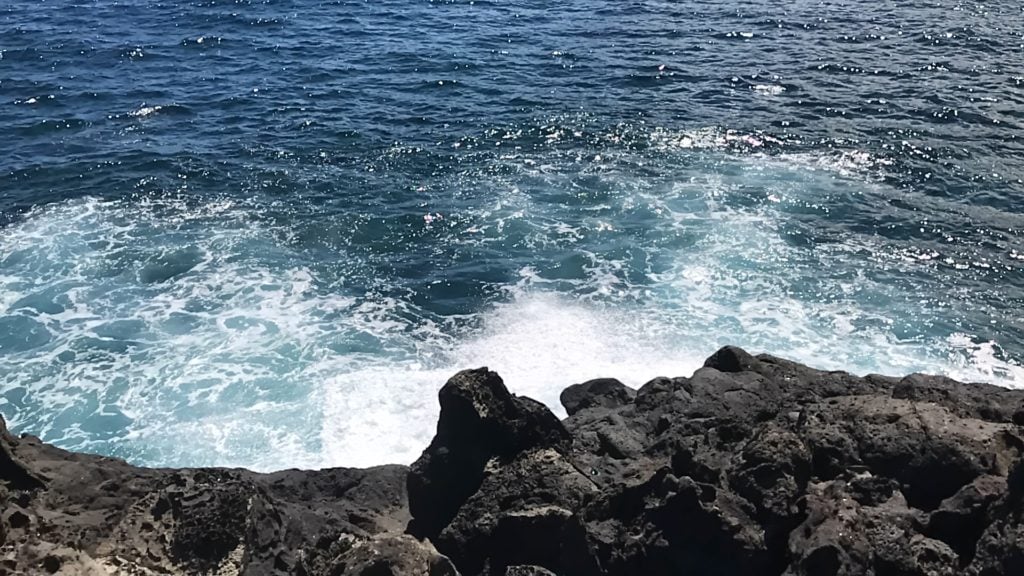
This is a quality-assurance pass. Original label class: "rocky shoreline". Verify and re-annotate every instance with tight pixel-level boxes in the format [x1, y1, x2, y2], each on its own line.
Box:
[3, 346, 1023, 575]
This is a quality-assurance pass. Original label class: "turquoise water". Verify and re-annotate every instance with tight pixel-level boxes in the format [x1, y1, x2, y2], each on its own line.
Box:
[1, 0, 1022, 470]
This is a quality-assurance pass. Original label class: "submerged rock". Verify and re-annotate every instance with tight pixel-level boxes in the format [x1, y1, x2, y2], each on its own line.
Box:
[2, 347, 1023, 575]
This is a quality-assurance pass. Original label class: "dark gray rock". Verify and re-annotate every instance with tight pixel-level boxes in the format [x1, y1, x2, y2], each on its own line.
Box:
[926, 475, 1006, 563]
[0, 414, 46, 491]
[406, 347, 1024, 576]
[407, 368, 572, 541]
[436, 448, 596, 574]
[504, 566, 557, 576]
[703, 345, 764, 373]
[784, 478, 958, 576]
[0, 426, 410, 575]
[560, 378, 635, 416]
[322, 534, 459, 576]
[3, 345, 1023, 576]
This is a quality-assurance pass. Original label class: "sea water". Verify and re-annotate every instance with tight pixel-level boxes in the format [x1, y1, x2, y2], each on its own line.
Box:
[1, 0, 1022, 470]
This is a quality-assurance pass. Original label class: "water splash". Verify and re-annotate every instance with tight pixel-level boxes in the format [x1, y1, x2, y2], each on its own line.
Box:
[1, 144, 1021, 470]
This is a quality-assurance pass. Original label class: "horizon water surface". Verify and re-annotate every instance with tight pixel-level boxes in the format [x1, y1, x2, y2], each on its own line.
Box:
[2, 0, 1023, 470]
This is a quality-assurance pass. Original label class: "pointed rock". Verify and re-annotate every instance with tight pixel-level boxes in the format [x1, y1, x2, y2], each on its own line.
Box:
[407, 368, 570, 540]
[0, 414, 47, 491]
[704, 346, 763, 373]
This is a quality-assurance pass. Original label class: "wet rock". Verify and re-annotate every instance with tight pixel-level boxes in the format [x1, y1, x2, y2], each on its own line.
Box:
[892, 374, 1024, 423]
[968, 499, 1024, 576]
[407, 368, 571, 540]
[0, 414, 47, 491]
[404, 346, 1024, 576]
[3, 346, 1024, 576]
[703, 345, 764, 373]
[561, 378, 635, 416]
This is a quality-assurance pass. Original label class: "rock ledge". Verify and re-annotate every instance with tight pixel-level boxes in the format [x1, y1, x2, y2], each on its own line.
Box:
[3, 347, 1023, 575]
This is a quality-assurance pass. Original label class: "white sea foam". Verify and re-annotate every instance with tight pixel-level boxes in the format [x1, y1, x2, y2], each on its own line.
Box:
[0, 198, 352, 469]
[2, 146, 1022, 471]
[129, 105, 163, 118]
[319, 150, 1024, 467]
[318, 291, 702, 468]
[753, 84, 785, 96]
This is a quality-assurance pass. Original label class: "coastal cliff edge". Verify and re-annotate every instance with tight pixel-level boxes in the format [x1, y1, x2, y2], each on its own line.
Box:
[3, 346, 1023, 575]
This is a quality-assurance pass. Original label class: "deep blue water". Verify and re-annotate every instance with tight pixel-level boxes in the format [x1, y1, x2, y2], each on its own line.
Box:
[1, 0, 1023, 470]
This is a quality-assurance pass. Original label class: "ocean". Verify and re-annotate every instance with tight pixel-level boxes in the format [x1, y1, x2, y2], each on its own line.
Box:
[1, 0, 1022, 470]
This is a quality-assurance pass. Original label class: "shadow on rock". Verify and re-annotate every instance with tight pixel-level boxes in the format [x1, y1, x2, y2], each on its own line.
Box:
[3, 347, 1023, 576]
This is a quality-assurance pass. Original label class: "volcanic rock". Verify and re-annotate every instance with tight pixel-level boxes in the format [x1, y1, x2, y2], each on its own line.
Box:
[2, 347, 1023, 575]
[405, 348, 1024, 576]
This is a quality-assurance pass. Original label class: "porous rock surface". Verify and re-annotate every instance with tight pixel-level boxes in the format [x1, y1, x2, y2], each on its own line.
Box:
[0, 416, 421, 575]
[4, 346, 1024, 575]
